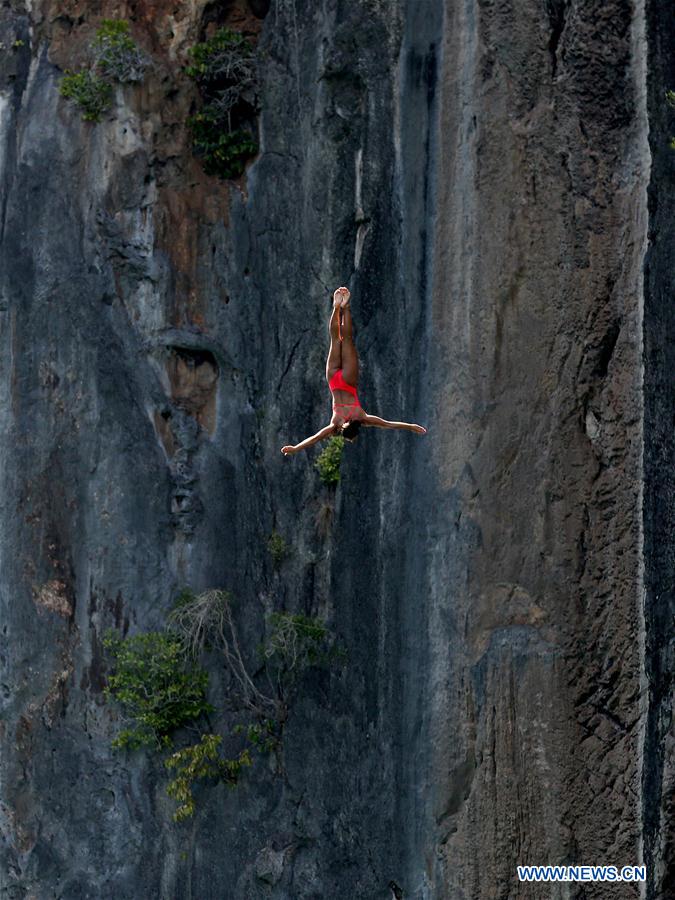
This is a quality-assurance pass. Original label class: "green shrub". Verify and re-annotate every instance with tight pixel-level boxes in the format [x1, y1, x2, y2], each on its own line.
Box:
[59, 70, 113, 122]
[59, 19, 146, 122]
[185, 27, 259, 178]
[103, 630, 214, 750]
[315, 436, 344, 485]
[185, 28, 256, 94]
[165, 733, 252, 822]
[103, 590, 342, 823]
[261, 612, 344, 713]
[92, 19, 147, 83]
[264, 612, 328, 671]
[234, 719, 278, 753]
[267, 530, 289, 566]
[188, 110, 257, 178]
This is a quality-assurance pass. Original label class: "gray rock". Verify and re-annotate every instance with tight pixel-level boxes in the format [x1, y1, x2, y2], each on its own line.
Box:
[255, 846, 286, 885]
[0, 1, 671, 899]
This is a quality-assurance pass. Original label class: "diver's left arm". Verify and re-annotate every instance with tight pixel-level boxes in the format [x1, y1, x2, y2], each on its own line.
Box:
[362, 414, 427, 434]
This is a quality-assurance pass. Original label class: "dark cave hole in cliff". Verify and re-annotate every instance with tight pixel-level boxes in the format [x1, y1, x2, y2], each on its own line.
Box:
[249, 0, 271, 17]
[200, 0, 236, 35]
[171, 347, 217, 369]
[545, 0, 569, 76]
[594, 320, 621, 379]
[201, 0, 269, 39]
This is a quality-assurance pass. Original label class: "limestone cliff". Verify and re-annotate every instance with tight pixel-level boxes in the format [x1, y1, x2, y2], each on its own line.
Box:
[0, 0, 672, 898]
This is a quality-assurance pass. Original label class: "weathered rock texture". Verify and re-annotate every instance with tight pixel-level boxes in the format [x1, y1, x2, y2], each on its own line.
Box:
[0, 0, 671, 898]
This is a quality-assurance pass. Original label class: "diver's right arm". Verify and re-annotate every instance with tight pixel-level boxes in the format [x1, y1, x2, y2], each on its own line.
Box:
[281, 425, 336, 455]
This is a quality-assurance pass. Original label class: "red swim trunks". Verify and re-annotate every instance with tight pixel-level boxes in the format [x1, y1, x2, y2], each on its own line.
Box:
[329, 369, 361, 418]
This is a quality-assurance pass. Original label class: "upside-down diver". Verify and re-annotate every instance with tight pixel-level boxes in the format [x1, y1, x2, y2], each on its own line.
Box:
[281, 286, 427, 456]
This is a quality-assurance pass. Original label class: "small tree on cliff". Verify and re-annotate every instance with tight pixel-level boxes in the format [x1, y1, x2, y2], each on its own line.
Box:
[103, 589, 342, 822]
[59, 19, 148, 122]
[185, 28, 260, 178]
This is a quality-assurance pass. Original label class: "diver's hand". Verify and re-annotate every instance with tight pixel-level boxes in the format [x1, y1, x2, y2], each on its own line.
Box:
[281, 445, 297, 456]
[411, 425, 427, 434]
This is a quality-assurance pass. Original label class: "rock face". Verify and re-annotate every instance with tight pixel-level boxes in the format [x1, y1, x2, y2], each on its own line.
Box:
[0, 0, 671, 898]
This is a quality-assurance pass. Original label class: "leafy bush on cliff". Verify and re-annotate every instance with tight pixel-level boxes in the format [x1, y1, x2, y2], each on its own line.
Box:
[267, 530, 290, 566]
[102, 630, 213, 749]
[264, 612, 346, 683]
[59, 19, 146, 122]
[92, 19, 148, 84]
[103, 589, 341, 821]
[165, 733, 252, 822]
[189, 109, 258, 178]
[264, 612, 328, 671]
[185, 28, 257, 124]
[59, 71, 113, 122]
[185, 27, 259, 178]
[315, 436, 345, 485]
[234, 718, 278, 753]
[169, 590, 337, 721]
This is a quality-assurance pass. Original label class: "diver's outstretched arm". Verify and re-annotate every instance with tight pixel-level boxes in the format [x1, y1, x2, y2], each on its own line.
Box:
[362, 414, 427, 434]
[281, 424, 336, 455]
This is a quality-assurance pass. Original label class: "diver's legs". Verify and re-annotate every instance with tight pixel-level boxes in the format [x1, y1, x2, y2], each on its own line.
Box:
[340, 304, 359, 387]
[325, 303, 342, 382]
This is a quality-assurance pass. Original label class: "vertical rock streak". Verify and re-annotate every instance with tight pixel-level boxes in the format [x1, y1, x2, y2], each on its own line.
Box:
[0, 0, 670, 898]
[643, 1, 675, 898]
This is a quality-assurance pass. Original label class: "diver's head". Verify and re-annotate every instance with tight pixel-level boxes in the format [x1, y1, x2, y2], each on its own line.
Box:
[340, 420, 361, 442]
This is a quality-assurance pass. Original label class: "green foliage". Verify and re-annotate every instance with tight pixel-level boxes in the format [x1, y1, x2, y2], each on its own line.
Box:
[170, 586, 201, 613]
[315, 436, 345, 485]
[185, 28, 255, 86]
[92, 19, 147, 84]
[267, 530, 289, 566]
[13, 39, 25, 49]
[95, 19, 133, 42]
[59, 19, 146, 122]
[103, 630, 214, 750]
[264, 612, 329, 671]
[103, 588, 342, 823]
[188, 110, 257, 178]
[59, 70, 112, 122]
[165, 733, 252, 822]
[169, 587, 277, 719]
[234, 718, 278, 753]
[185, 27, 259, 178]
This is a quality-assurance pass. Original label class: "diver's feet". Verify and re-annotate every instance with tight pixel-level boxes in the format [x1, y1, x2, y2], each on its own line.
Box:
[333, 286, 350, 308]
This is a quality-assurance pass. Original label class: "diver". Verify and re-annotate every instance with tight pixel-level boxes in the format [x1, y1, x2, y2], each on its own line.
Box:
[281, 286, 427, 456]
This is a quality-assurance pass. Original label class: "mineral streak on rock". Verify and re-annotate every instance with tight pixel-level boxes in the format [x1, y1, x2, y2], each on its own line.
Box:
[0, 0, 671, 898]
[31, 579, 73, 618]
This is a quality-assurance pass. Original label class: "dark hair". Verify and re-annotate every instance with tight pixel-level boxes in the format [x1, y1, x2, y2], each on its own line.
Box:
[341, 420, 361, 440]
